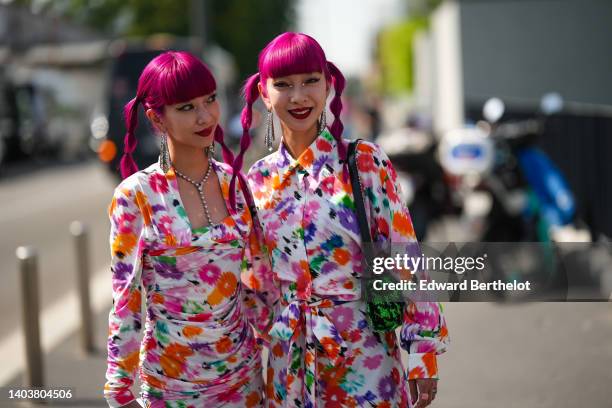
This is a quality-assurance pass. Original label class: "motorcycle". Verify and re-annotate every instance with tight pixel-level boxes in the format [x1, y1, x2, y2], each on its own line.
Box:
[438, 95, 600, 299]
[378, 120, 458, 241]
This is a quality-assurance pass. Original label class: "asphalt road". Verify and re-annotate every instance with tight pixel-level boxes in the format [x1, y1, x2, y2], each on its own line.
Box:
[0, 159, 117, 340]
[1, 158, 611, 407]
[4, 301, 611, 407]
[430, 302, 612, 408]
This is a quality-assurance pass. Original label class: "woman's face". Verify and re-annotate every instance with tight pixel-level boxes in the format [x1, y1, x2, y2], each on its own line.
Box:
[147, 91, 219, 150]
[260, 72, 329, 136]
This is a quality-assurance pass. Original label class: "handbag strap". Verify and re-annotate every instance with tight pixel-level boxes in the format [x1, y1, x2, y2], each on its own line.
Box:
[347, 140, 373, 246]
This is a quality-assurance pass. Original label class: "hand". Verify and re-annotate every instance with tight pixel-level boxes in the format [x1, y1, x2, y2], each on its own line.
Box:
[408, 378, 438, 408]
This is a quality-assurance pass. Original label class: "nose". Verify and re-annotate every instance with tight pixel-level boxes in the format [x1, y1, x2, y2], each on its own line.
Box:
[289, 85, 308, 104]
[196, 104, 213, 125]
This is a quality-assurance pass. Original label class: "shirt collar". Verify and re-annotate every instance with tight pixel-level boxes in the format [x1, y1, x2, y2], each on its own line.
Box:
[275, 129, 338, 184]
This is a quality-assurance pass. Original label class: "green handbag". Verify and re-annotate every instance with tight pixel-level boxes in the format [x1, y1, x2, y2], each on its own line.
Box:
[347, 140, 404, 332]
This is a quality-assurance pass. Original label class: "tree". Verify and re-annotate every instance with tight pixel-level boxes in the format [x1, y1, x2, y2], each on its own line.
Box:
[14, 0, 296, 79]
[405, 0, 443, 17]
[378, 16, 429, 95]
[210, 0, 295, 79]
[376, 0, 443, 95]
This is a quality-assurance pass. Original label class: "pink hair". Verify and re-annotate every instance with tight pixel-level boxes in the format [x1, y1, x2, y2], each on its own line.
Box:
[230, 32, 347, 208]
[120, 51, 234, 179]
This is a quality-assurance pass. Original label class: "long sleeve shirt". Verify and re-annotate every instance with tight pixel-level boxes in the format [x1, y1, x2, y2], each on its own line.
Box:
[247, 130, 449, 407]
[104, 160, 273, 407]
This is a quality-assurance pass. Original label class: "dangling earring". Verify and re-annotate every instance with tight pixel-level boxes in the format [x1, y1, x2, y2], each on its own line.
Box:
[206, 142, 215, 156]
[159, 133, 171, 173]
[317, 109, 327, 135]
[265, 109, 275, 152]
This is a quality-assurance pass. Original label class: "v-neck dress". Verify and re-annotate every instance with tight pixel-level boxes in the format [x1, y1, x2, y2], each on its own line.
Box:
[104, 160, 274, 408]
[247, 130, 450, 407]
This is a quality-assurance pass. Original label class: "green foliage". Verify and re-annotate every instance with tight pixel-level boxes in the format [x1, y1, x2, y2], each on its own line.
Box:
[14, 0, 191, 35]
[17, 0, 296, 79]
[405, 0, 443, 17]
[123, 0, 192, 37]
[378, 16, 428, 95]
[210, 0, 296, 79]
[375, 0, 442, 95]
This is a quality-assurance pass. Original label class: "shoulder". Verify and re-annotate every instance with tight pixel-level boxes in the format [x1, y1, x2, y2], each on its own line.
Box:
[352, 139, 389, 160]
[113, 171, 145, 198]
[351, 139, 394, 173]
[115, 162, 160, 191]
[246, 152, 277, 184]
[212, 159, 243, 201]
[212, 159, 234, 176]
[212, 159, 236, 190]
[110, 164, 158, 208]
[245, 153, 280, 208]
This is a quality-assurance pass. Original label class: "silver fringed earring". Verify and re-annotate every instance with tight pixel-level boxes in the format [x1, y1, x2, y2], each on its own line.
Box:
[159, 133, 171, 172]
[265, 109, 275, 152]
[317, 109, 327, 135]
[206, 142, 215, 156]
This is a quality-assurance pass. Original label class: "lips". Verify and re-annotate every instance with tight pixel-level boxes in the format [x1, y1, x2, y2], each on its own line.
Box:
[195, 126, 214, 137]
[288, 107, 313, 120]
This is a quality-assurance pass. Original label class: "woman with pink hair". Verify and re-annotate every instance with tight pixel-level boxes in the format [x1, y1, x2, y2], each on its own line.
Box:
[232, 33, 450, 407]
[104, 51, 274, 408]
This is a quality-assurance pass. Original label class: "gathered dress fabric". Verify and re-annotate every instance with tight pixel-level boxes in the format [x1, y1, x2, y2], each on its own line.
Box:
[104, 160, 274, 408]
[247, 130, 450, 408]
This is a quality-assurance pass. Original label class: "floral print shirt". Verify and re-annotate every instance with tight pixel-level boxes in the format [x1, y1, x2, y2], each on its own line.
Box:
[247, 130, 449, 407]
[104, 160, 274, 408]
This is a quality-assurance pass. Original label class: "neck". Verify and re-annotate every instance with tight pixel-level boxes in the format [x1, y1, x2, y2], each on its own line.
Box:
[281, 123, 318, 159]
[169, 142, 210, 179]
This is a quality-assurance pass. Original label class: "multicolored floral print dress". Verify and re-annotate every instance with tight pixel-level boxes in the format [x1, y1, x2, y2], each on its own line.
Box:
[104, 159, 275, 408]
[247, 130, 450, 408]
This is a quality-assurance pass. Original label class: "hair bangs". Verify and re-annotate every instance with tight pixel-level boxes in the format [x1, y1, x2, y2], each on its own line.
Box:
[259, 33, 328, 82]
[155, 52, 217, 106]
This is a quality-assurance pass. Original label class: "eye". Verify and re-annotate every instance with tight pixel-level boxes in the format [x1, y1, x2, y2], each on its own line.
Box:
[305, 77, 320, 85]
[273, 81, 289, 88]
[177, 103, 194, 111]
[207, 93, 217, 103]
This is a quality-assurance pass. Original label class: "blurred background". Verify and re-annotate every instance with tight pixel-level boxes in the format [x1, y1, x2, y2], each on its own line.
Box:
[1, 0, 611, 407]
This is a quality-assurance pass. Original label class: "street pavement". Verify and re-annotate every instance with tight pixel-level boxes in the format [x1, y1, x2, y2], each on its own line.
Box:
[0, 160, 116, 340]
[4, 301, 611, 407]
[1, 159, 611, 407]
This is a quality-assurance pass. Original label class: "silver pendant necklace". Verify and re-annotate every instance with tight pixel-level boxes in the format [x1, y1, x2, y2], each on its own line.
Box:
[174, 158, 214, 226]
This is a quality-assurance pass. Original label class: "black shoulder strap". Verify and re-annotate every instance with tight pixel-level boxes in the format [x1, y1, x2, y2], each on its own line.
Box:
[347, 139, 373, 245]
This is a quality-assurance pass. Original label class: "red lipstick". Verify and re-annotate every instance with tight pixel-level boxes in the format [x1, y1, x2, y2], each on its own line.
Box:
[288, 108, 313, 120]
[195, 126, 214, 137]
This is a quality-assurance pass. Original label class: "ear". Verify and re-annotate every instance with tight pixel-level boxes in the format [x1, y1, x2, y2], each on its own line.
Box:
[258, 80, 272, 111]
[146, 109, 165, 133]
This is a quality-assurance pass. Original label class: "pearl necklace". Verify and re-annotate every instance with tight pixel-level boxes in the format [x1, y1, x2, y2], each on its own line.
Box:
[174, 159, 214, 226]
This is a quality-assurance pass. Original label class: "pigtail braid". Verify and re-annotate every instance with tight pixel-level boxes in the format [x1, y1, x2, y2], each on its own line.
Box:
[120, 96, 141, 179]
[326, 61, 349, 179]
[229, 73, 261, 209]
[214, 126, 234, 165]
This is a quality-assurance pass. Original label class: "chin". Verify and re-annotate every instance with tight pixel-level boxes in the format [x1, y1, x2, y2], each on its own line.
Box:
[288, 121, 318, 134]
[195, 136, 215, 147]
[173, 137, 213, 151]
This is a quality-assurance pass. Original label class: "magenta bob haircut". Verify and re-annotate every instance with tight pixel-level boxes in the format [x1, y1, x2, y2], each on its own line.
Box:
[257, 32, 334, 92]
[230, 32, 346, 207]
[119, 50, 233, 179]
